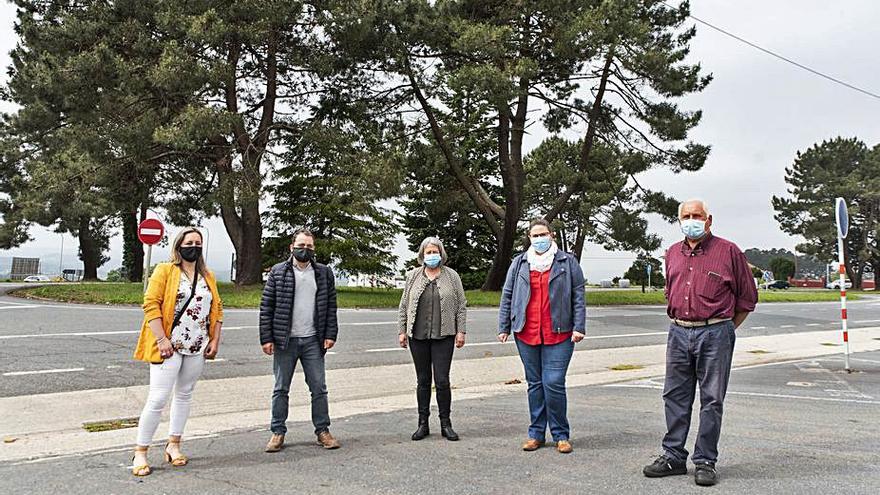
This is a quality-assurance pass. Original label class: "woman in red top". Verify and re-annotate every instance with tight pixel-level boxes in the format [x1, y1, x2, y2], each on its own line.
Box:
[498, 219, 587, 453]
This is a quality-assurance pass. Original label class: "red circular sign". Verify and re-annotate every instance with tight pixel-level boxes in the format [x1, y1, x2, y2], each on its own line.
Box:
[137, 218, 165, 245]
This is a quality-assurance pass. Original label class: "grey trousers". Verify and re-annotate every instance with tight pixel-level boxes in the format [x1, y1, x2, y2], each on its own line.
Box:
[662, 320, 736, 464]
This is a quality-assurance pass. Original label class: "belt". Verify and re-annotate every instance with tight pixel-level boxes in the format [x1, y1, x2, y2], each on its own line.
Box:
[671, 318, 732, 328]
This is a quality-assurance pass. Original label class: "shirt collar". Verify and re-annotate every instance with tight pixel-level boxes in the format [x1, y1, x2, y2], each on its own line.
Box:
[680, 232, 714, 256]
[293, 261, 314, 273]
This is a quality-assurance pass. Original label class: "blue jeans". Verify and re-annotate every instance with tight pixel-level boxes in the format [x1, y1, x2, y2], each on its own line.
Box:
[270, 336, 330, 436]
[662, 321, 736, 464]
[515, 338, 575, 442]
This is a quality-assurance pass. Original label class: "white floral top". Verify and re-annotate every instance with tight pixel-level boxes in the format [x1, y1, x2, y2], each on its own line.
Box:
[170, 273, 213, 355]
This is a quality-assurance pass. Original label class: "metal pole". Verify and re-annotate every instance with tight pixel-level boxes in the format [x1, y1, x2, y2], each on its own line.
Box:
[143, 244, 152, 293]
[838, 236, 850, 372]
[59, 234, 64, 277]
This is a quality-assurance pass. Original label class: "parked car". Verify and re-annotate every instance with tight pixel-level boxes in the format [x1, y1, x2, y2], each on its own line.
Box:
[23, 275, 51, 283]
[764, 280, 790, 290]
[826, 279, 853, 289]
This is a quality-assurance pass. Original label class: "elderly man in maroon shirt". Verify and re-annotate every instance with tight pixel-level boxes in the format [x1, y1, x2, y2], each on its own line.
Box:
[643, 199, 758, 487]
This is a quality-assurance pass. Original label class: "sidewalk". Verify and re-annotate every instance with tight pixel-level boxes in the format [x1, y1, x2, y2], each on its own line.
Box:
[3, 327, 880, 463]
[2, 348, 878, 494]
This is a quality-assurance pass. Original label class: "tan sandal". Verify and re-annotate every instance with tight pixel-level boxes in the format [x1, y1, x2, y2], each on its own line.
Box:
[164, 441, 188, 467]
[131, 448, 151, 476]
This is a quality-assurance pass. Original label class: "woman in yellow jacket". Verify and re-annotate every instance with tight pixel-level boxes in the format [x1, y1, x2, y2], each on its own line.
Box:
[131, 226, 223, 476]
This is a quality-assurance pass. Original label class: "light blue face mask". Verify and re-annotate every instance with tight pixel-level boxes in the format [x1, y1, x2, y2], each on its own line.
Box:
[680, 219, 707, 239]
[424, 253, 442, 268]
[531, 236, 552, 254]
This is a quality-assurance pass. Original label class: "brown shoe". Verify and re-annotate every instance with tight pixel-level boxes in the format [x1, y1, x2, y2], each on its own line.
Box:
[556, 440, 573, 454]
[316, 431, 341, 450]
[265, 433, 284, 453]
[522, 438, 543, 451]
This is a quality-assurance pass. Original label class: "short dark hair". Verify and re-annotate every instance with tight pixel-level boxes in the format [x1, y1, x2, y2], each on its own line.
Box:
[527, 218, 553, 235]
[524, 218, 554, 246]
[291, 228, 315, 243]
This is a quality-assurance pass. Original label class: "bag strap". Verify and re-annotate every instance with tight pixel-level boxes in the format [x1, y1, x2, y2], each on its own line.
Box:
[170, 268, 199, 331]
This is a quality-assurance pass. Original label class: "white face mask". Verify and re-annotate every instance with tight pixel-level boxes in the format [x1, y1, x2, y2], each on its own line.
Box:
[680, 219, 707, 239]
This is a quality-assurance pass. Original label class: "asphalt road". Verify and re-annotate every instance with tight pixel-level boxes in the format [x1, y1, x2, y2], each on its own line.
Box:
[1, 285, 878, 397]
[1, 351, 877, 494]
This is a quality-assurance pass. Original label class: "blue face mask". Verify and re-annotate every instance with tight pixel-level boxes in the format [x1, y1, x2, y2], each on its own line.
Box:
[680, 219, 707, 239]
[531, 236, 552, 254]
[424, 253, 442, 268]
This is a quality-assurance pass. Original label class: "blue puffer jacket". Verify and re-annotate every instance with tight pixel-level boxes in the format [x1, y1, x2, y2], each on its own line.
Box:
[498, 251, 586, 335]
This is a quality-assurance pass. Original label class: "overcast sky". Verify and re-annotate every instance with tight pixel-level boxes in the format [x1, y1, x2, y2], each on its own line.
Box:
[2, 1, 879, 281]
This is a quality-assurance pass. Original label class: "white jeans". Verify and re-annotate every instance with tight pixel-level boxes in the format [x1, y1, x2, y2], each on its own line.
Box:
[136, 352, 205, 446]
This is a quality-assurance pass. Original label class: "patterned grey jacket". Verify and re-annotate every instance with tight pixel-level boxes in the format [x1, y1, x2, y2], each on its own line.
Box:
[398, 266, 467, 337]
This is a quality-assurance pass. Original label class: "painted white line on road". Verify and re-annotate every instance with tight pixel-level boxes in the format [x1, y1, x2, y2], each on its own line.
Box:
[0, 330, 138, 340]
[0, 326, 260, 340]
[854, 319, 880, 324]
[750, 326, 767, 330]
[780, 325, 796, 328]
[343, 321, 398, 326]
[364, 331, 669, 353]
[3, 368, 85, 376]
[849, 357, 880, 365]
[807, 323, 822, 327]
[605, 384, 880, 405]
[206, 359, 227, 363]
[0, 305, 40, 310]
[585, 331, 668, 340]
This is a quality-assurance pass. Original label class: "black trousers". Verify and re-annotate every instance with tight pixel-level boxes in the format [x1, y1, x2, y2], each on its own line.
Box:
[409, 336, 455, 419]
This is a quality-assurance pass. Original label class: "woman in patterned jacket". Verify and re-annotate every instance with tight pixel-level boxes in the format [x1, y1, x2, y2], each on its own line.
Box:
[397, 237, 468, 441]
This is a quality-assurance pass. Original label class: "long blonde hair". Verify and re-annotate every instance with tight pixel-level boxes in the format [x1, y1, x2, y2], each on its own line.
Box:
[169, 226, 209, 279]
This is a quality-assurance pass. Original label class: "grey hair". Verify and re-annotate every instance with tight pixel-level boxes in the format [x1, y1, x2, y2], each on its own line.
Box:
[678, 199, 710, 218]
[417, 236, 448, 266]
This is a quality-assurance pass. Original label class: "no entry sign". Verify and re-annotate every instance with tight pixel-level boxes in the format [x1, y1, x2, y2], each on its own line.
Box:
[137, 218, 164, 245]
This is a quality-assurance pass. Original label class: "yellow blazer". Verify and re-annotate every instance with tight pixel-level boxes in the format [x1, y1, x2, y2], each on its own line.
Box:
[133, 262, 224, 364]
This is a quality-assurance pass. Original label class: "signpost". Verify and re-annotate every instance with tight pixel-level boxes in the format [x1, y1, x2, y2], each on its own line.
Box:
[137, 218, 165, 292]
[834, 197, 850, 372]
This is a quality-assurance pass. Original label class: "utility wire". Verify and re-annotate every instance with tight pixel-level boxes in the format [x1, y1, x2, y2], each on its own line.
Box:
[662, 1, 880, 101]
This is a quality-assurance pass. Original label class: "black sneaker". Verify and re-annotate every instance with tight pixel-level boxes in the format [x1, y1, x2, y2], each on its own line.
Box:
[643, 455, 687, 477]
[694, 462, 717, 486]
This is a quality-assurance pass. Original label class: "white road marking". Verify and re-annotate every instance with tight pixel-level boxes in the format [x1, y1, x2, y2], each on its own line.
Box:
[0, 326, 257, 340]
[780, 325, 796, 328]
[750, 326, 767, 330]
[343, 321, 398, 326]
[0, 305, 41, 310]
[206, 359, 227, 363]
[0, 330, 139, 340]
[364, 331, 669, 353]
[854, 319, 880, 324]
[806, 323, 822, 327]
[3, 368, 85, 376]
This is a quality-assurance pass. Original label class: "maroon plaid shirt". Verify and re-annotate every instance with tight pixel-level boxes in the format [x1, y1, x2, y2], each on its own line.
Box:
[665, 233, 758, 321]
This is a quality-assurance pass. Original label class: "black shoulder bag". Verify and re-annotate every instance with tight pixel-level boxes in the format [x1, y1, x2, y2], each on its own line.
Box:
[171, 269, 199, 331]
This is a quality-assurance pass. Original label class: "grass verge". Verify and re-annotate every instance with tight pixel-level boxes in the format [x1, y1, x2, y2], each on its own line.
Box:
[12, 283, 864, 309]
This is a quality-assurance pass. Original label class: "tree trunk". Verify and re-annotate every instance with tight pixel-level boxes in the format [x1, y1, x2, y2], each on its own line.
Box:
[121, 209, 144, 282]
[572, 223, 587, 262]
[77, 216, 100, 281]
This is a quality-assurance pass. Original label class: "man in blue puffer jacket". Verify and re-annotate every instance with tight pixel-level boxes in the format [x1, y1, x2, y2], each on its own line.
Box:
[260, 228, 340, 453]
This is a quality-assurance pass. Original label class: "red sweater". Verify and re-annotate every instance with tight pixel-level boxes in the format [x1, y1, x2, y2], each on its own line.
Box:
[515, 270, 571, 346]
